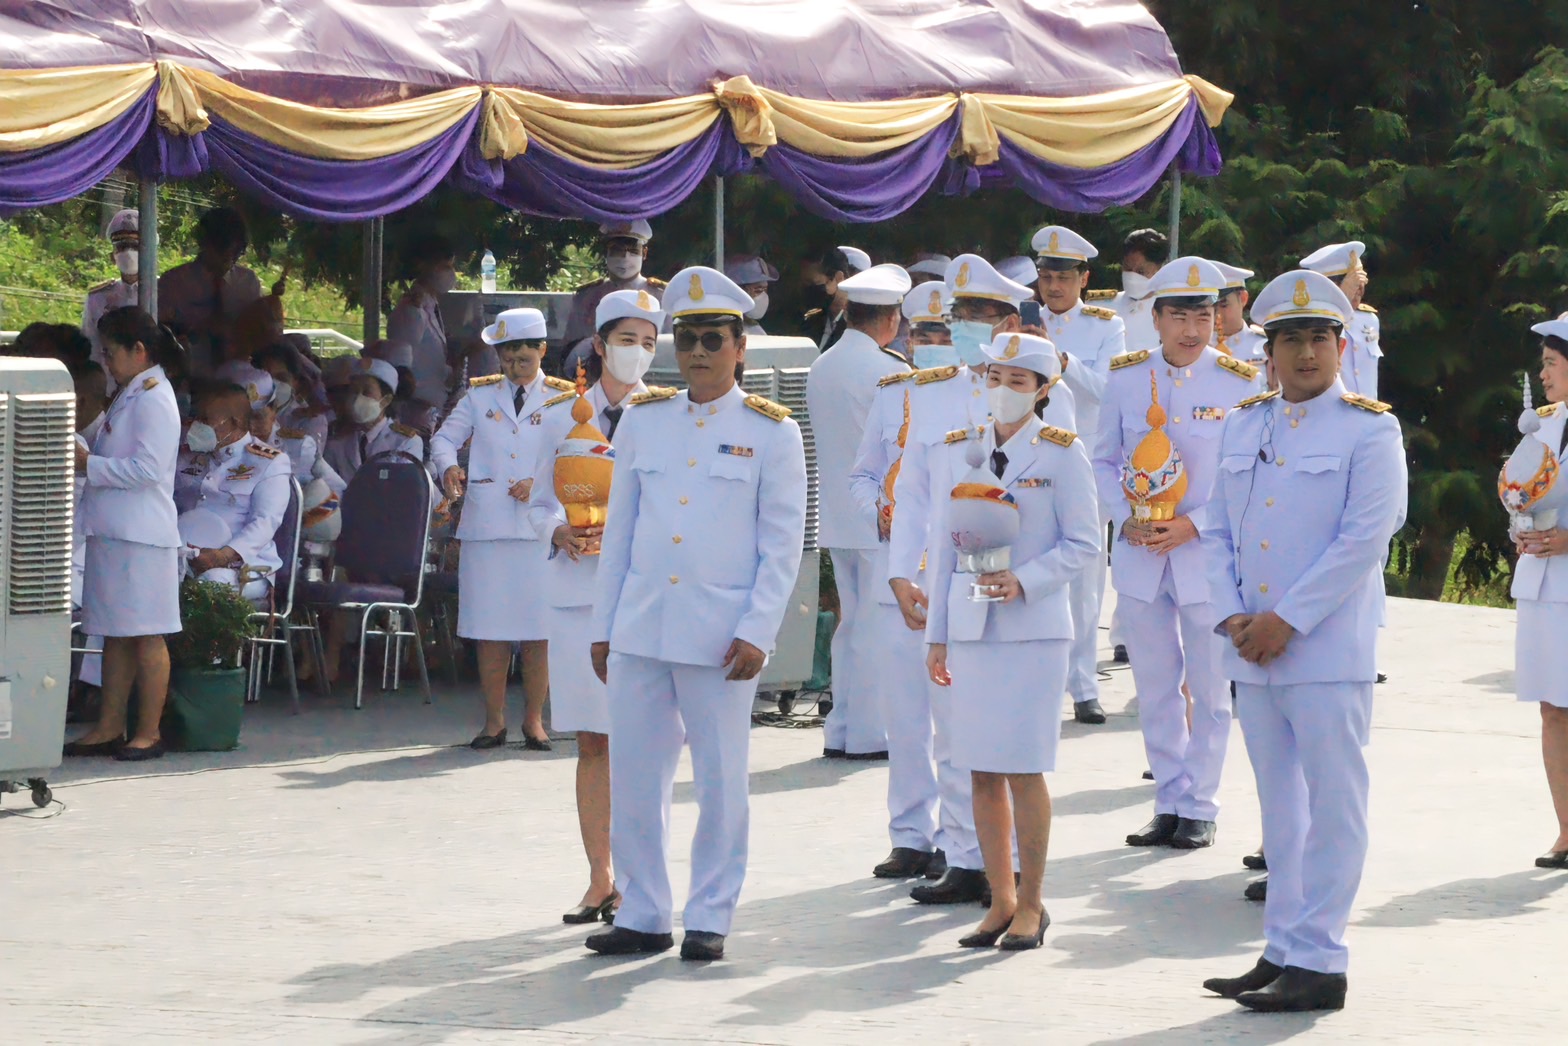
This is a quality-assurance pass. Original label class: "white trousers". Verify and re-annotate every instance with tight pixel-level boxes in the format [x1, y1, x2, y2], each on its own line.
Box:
[607, 652, 758, 936]
[877, 602, 938, 851]
[1120, 570, 1230, 821]
[825, 549, 888, 754]
[1067, 515, 1109, 703]
[1237, 681, 1372, 975]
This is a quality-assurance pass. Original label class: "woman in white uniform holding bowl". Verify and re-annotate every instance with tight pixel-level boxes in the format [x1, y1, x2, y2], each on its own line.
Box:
[67, 307, 185, 761]
[925, 332, 1101, 949]
[531, 289, 663, 924]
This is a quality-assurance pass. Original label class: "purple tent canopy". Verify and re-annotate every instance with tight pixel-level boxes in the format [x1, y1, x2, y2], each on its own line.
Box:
[0, 1, 1227, 220]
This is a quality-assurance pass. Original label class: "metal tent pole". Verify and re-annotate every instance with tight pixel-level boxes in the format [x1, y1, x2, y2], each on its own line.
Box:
[137, 179, 158, 319]
[1167, 168, 1182, 258]
[362, 216, 383, 345]
[713, 176, 726, 269]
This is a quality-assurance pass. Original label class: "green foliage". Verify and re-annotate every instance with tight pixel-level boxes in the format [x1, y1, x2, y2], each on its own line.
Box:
[168, 578, 259, 670]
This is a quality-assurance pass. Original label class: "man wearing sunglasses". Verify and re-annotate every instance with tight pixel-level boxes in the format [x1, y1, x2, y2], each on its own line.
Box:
[587, 266, 807, 963]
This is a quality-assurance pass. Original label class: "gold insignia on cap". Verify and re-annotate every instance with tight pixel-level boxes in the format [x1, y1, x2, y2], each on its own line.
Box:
[495, 319, 508, 340]
[927, 289, 942, 315]
[1348, 250, 1360, 270]
[1186, 264, 1201, 288]
[637, 291, 656, 310]
[1047, 231, 1060, 254]
[1292, 280, 1311, 308]
[956, 262, 971, 289]
[246, 383, 258, 402]
[689, 273, 705, 302]
[1003, 335, 1021, 359]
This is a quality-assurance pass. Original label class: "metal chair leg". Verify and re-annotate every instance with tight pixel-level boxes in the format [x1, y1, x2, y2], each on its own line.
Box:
[280, 634, 301, 714]
[410, 614, 433, 703]
[355, 606, 374, 710]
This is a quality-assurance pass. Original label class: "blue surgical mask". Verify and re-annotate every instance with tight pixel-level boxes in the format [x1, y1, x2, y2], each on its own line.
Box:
[913, 344, 960, 369]
[949, 320, 995, 367]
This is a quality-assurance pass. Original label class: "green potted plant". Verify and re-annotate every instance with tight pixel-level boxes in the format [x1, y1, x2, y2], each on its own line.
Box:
[165, 578, 260, 751]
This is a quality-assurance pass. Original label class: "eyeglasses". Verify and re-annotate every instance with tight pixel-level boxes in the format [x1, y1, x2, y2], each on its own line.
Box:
[674, 329, 730, 354]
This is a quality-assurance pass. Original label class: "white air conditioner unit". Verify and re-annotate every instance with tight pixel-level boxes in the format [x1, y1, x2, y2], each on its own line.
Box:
[647, 336, 821, 693]
[0, 359, 75, 805]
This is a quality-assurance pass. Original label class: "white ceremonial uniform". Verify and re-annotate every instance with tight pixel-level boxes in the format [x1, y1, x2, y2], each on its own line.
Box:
[926, 419, 1101, 771]
[529, 379, 647, 734]
[1204, 381, 1405, 975]
[81, 277, 138, 389]
[1218, 323, 1268, 367]
[807, 327, 912, 755]
[157, 261, 263, 374]
[1342, 305, 1383, 399]
[387, 289, 452, 409]
[430, 371, 575, 641]
[180, 438, 293, 598]
[323, 414, 425, 485]
[593, 384, 806, 937]
[278, 402, 331, 453]
[80, 366, 183, 637]
[1094, 346, 1260, 822]
[1510, 402, 1568, 705]
[1045, 300, 1126, 706]
[1105, 289, 1160, 353]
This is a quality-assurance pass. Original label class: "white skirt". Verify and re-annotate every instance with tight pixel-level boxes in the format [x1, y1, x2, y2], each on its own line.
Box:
[948, 639, 1068, 773]
[81, 537, 182, 637]
[548, 604, 608, 734]
[1516, 599, 1568, 707]
[457, 538, 549, 641]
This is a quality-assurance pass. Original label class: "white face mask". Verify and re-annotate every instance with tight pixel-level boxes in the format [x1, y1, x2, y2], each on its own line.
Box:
[113, 248, 139, 277]
[745, 292, 770, 321]
[988, 384, 1038, 425]
[351, 394, 384, 425]
[186, 421, 219, 454]
[1122, 271, 1152, 298]
[604, 342, 653, 385]
[270, 381, 294, 410]
[606, 251, 643, 281]
[429, 269, 458, 294]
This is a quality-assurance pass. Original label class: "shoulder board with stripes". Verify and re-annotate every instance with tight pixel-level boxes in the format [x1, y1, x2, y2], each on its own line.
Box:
[630, 386, 678, 406]
[1034, 426, 1076, 448]
[914, 365, 960, 385]
[1216, 355, 1259, 381]
[544, 376, 576, 392]
[1356, 303, 1378, 314]
[944, 426, 983, 445]
[541, 392, 577, 409]
[1342, 393, 1391, 413]
[1109, 350, 1150, 370]
[246, 441, 281, 459]
[1080, 305, 1117, 320]
[1085, 289, 1118, 301]
[390, 422, 420, 438]
[744, 395, 792, 421]
[878, 371, 916, 388]
[470, 373, 504, 387]
[1235, 389, 1281, 409]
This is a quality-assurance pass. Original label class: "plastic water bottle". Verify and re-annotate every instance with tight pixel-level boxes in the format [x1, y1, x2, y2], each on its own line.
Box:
[480, 249, 497, 294]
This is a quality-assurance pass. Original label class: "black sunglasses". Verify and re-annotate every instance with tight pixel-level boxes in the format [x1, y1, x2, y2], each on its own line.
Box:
[674, 329, 730, 353]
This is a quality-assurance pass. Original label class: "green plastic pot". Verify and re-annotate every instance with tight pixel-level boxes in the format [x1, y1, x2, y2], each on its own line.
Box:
[165, 666, 247, 751]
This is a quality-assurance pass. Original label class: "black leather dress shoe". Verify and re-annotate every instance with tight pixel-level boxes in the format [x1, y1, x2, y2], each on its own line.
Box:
[1170, 818, 1216, 849]
[822, 747, 847, 759]
[1112, 644, 1129, 664]
[1236, 965, 1347, 1012]
[680, 930, 725, 961]
[1534, 849, 1568, 869]
[585, 925, 674, 956]
[873, 847, 934, 879]
[1126, 813, 1180, 847]
[1375, 672, 1388, 684]
[1203, 956, 1282, 998]
[1244, 875, 1268, 902]
[910, 867, 988, 905]
[925, 848, 948, 879]
[1073, 699, 1107, 725]
[63, 737, 124, 757]
[114, 741, 165, 762]
[1242, 849, 1267, 871]
[844, 750, 890, 761]
[1140, 770, 1154, 781]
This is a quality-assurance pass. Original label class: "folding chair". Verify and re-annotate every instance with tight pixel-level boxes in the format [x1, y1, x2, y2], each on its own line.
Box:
[245, 478, 309, 712]
[298, 452, 434, 709]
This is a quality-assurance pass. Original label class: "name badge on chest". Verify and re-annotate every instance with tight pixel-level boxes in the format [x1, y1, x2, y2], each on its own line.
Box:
[226, 463, 256, 482]
[1193, 407, 1226, 422]
[1014, 477, 1051, 489]
[718, 444, 754, 457]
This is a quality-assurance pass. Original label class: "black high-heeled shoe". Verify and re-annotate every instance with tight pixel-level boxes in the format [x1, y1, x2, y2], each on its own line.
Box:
[998, 909, 1050, 951]
[958, 925, 1007, 948]
[563, 891, 620, 925]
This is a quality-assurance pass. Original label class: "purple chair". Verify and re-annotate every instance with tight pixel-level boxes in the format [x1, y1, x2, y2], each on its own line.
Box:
[299, 452, 434, 709]
[246, 478, 310, 711]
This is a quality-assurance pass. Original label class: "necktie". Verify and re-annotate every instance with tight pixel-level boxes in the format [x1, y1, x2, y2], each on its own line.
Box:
[513, 384, 527, 415]
[603, 406, 624, 439]
[990, 449, 1008, 479]
[358, 432, 369, 464]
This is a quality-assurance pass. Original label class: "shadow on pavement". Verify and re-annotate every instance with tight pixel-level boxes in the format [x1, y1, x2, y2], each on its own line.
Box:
[1356, 868, 1568, 928]
[1086, 1007, 1333, 1045]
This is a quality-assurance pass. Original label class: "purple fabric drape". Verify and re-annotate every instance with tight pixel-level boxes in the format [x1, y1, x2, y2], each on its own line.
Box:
[457, 119, 752, 223]
[0, 88, 153, 214]
[947, 96, 1222, 211]
[759, 114, 962, 223]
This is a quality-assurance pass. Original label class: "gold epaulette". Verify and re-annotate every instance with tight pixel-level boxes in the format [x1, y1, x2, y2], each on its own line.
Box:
[391, 422, 420, 438]
[1109, 350, 1149, 371]
[541, 391, 576, 408]
[141, 376, 160, 391]
[645, 277, 667, 289]
[545, 376, 576, 392]
[945, 426, 983, 444]
[88, 278, 118, 294]
[1035, 425, 1076, 447]
[744, 394, 791, 421]
[1356, 303, 1378, 314]
[914, 365, 960, 385]
[878, 371, 916, 388]
[879, 346, 914, 367]
[470, 373, 504, 387]
[1342, 393, 1391, 413]
[1216, 355, 1259, 381]
[803, 307, 825, 321]
[630, 386, 678, 406]
[1538, 404, 1560, 418]
[278, 427, 306, 440]
[1085, 289, 1118, 301]
[1080, 305, 1117, 320]
[1235, 389, 1281, 410]
[247, 441, 281, 459]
